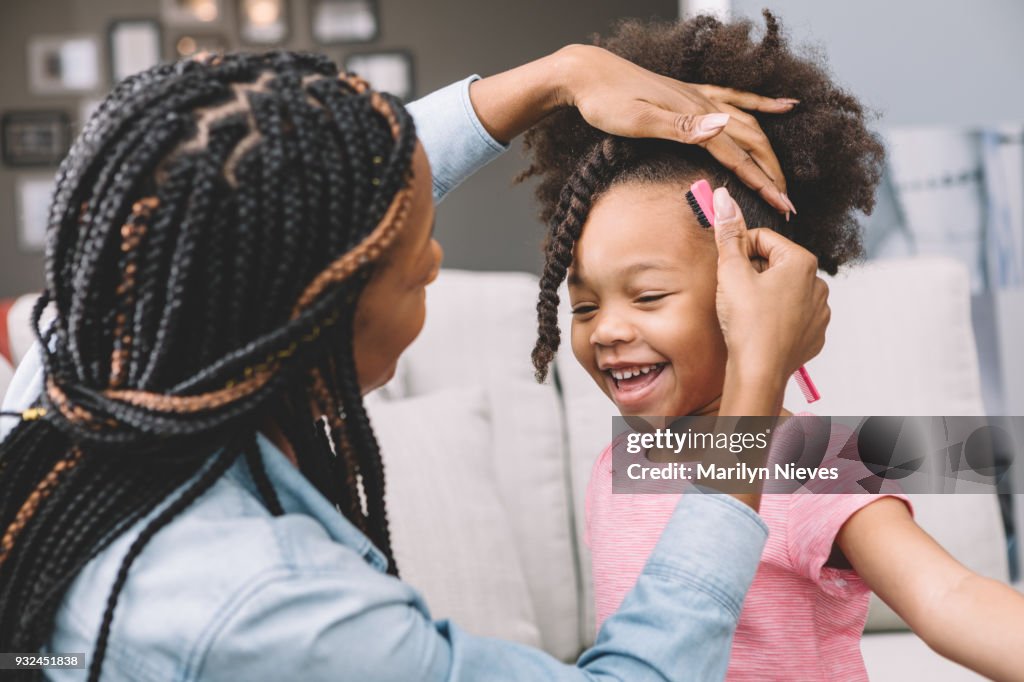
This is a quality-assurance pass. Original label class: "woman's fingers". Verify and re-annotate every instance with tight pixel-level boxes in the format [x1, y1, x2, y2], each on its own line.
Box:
[717, 103, 788, 195]
[698, 84, 799, 113]
[746, 228, 818, 272]
[711, 186, 823, 376]
[704, 134, 791, 214]
[563, 47, 799, 213]
[627, 105, 731, 145]
[712, 187, 753, 268]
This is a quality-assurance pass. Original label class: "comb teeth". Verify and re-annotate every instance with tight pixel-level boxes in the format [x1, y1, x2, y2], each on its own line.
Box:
[686, 190, 712, 228]
[794, 367, 821, 403]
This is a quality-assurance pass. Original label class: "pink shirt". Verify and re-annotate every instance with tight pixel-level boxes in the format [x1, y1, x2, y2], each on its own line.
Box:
[586, 417, 912, 681]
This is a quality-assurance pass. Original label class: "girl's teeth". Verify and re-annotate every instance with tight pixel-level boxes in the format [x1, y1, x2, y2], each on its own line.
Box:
[610, 364, 660, 380]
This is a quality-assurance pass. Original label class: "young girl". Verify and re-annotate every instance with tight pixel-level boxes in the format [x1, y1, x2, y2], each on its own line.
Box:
[525, 13, 1024, 682]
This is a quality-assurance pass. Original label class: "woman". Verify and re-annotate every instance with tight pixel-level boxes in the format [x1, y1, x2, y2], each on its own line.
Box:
[0, 45, 825, 680]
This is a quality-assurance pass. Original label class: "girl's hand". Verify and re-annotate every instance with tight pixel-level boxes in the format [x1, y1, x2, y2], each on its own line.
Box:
[711, 187, 829, 385]
[555, 44, 798, 216]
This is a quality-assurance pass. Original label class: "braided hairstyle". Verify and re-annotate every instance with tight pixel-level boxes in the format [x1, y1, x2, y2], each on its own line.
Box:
[522, 11, 885, 382]
[0, 51, 417, 679]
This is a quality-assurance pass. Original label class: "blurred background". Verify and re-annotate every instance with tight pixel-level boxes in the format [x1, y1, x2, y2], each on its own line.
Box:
[0, 1, 1022, 675]
[1, 0, 1022, 412]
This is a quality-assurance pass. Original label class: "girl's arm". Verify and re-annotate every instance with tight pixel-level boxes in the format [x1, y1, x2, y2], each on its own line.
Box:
[838, 497, 1024, 681]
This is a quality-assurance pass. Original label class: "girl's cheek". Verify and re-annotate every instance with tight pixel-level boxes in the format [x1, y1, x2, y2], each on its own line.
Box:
[570, 323, 593, 367]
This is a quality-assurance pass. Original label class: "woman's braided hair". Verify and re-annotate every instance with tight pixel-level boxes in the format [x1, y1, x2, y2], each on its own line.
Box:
[522, 11, 885, 382]
[0, 51, 416, 679]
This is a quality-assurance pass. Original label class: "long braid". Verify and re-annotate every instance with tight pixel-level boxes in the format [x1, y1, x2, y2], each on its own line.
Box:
[331, 318, 397, 573]
[531, 140, 622, 382]
[0, 51, 416, 677]
[140, 119, 250, 388]
[243, 432, 285, 517]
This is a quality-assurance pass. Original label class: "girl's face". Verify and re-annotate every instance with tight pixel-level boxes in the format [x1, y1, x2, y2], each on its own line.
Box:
[568, 181, 728, 417]
[353, 142, 443, 393]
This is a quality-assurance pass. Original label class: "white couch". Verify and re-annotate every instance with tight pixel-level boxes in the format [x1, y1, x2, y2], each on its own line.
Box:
[0, 257, 1014, 678]
[363, 257, 1015, 679]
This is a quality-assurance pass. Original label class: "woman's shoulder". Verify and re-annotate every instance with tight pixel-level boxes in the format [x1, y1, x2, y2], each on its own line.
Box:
[49, 458, 395, 681]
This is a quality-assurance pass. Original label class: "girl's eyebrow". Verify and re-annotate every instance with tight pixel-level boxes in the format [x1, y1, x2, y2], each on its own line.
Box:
[568, 259, 677, 289]
[617, 260, 678, 278]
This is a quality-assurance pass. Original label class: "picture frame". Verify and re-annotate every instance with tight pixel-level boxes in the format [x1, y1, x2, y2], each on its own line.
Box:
[108, 19, 163, 84]
[310, 0, 378, 45]
[160, 0, 222, 26]
[14, 173, 58, 252]
[169, 32, 231, 60]
[344, 50, 415, 102]
[27, 35, 101, 95]
[1, 111, 71, 167]
[78, 97, 105, 133]
[238, 0, 289, 45]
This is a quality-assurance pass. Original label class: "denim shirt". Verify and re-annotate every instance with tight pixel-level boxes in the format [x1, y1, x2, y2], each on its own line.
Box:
[2, 76, 769, 681]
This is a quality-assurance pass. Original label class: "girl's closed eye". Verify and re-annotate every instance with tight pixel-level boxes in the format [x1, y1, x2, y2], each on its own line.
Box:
[636, 293, 670, 304]
[571, 302, 598, 316]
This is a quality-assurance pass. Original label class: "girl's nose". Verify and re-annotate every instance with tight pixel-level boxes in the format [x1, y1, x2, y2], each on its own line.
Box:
[590, 310, 637, 347]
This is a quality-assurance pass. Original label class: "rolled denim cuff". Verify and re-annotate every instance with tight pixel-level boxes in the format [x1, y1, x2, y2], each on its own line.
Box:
[644, 492, 769, 618]
[406, 75, 509, 203]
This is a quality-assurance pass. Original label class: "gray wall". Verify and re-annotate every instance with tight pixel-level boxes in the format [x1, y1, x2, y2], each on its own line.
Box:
[730, 0, 1024, 127]
[0, 0, 677, 297]
[6, 0, 1023, 298]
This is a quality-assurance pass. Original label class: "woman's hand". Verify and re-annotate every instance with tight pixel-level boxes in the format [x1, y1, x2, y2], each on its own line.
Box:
[712, 187, 829, 392]
[556, 45, 797, 216]
[469, 44, 798, 216]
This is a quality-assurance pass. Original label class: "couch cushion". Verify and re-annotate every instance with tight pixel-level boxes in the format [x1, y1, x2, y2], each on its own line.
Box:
[368, 386, 543, 647]
[7, 293, 47, 366]
[375, 269, 580, 660]
[861, 632, 987, 681]
[0, 356, 13, 405]
[781, 256, 984, 415]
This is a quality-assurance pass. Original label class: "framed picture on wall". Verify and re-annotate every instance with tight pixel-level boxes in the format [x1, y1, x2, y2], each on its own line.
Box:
[78, 98, 105, 133]
[169, 32, 231, 59]
[14, 173, 58, 252]
[344, 51, 414, 101]
[27, 35, 101, 95]
[238, 0, 289, 44]
[311, 0, 378, 44]
[108, 20, 163, 84]
[1, 111, 71, 167]
[160, 0, 222, 26]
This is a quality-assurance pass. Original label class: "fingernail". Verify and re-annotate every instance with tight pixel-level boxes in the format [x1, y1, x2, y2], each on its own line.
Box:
[699, 113, 730, 133]
[713, 187, 736, 221]
[782, 192, 798, 215]
[776, 98, 800, 106]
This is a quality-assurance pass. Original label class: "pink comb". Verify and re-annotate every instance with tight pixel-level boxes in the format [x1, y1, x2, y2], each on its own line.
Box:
[687, 180, 821, 404]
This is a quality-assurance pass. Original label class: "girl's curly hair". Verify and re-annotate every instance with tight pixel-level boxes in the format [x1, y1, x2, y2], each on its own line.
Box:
[522, 10, 885, 382]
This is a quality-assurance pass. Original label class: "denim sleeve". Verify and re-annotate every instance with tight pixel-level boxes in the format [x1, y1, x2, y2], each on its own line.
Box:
[405, 75, 509, 204]
[195, 493, 767, 681]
